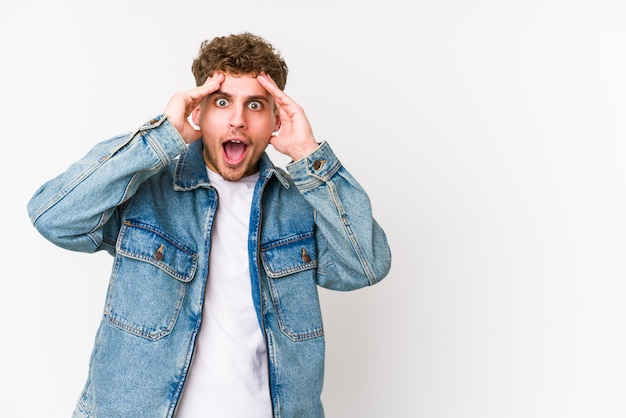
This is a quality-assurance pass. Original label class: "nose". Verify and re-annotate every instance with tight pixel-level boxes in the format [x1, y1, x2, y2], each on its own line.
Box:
[228, 104, 247, 129]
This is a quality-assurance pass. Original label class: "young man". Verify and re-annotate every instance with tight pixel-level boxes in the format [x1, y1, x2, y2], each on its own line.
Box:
[28, 32, 391, 418]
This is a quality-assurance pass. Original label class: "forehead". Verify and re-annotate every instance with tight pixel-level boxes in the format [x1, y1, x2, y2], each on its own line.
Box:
[216, 74, 271, 99]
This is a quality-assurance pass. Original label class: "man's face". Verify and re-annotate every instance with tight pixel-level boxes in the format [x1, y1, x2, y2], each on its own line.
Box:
[192, 73, 280, 181]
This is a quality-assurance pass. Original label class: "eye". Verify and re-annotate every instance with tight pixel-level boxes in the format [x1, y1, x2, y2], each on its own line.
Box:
[215, 98, 229, 108]
[248, 101, 263, 111]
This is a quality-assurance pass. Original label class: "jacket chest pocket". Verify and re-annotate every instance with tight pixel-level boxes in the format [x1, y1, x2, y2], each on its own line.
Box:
[260, 233, 324, 341]
[105, 221, 198, 341]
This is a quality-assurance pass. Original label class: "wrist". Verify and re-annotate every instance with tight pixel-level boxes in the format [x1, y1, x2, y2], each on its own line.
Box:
[289, 141, 320, 162]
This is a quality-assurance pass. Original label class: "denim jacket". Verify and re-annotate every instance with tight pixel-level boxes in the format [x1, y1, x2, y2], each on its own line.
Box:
[27, 115, 391, 418]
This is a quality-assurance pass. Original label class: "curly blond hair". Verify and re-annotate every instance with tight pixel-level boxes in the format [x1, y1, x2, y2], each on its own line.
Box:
[191, 32, 288, 90]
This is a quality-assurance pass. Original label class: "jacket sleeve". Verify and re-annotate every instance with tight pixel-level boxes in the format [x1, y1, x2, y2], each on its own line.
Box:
[286, 142, 392, 290]
[27, 115, 188, 254]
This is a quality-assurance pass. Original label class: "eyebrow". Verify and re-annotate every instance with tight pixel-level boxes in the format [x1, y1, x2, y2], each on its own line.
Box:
[211, 90, 271, 103]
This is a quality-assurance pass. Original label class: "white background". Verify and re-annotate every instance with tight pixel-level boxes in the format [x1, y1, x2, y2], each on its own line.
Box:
[2, 0, 626, 417]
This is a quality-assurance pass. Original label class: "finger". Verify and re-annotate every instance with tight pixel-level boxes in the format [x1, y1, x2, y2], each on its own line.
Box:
[191, 72, 225, 101]
[176, 73, 225, 117]
[182, 73, 225, 109]
[257, 73, 278, 92]
[257, 73, 291, 104]
[202, 71, 225, 88]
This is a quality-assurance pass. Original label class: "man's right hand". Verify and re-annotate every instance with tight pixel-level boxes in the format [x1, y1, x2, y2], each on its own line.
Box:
[164, 72, 225, 143]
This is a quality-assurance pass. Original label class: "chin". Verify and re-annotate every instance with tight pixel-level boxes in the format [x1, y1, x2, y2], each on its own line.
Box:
[219, 167, 246, 182]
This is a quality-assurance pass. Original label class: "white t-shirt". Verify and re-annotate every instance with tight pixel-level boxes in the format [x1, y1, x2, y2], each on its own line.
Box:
[175, 169, 272, 418]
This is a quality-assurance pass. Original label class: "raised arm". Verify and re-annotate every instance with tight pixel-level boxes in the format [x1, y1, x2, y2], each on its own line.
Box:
[27, 75, 225, 254]
[257, 73, 391, 289]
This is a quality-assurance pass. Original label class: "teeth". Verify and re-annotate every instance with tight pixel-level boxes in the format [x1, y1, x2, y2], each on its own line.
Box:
[230, 140, 241, 143]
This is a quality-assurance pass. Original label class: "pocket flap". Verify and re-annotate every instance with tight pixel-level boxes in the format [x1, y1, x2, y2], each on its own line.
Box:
[260, 233, 317, 278]
[117, 221, 198, 282]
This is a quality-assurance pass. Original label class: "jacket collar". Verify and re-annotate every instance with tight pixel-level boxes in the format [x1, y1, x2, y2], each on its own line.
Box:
[173, 140, 290, 191]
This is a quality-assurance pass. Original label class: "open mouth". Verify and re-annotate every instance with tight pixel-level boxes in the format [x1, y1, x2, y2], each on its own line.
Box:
[223, 139, 248, 165]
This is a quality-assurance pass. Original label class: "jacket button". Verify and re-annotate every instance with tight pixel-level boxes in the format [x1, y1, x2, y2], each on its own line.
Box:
[312, 159, 326, 170]
[154, 244, 164, 261]
[301, 248, 311, 263]
[149, 118, 159, 125]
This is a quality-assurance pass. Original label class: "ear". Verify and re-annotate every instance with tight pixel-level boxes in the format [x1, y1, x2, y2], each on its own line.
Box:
[273, 114, 282, 133]
[191, 105, 202, 126]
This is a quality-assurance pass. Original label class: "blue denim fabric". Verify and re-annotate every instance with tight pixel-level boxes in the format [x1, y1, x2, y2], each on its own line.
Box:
[27, 115, 392, 418]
